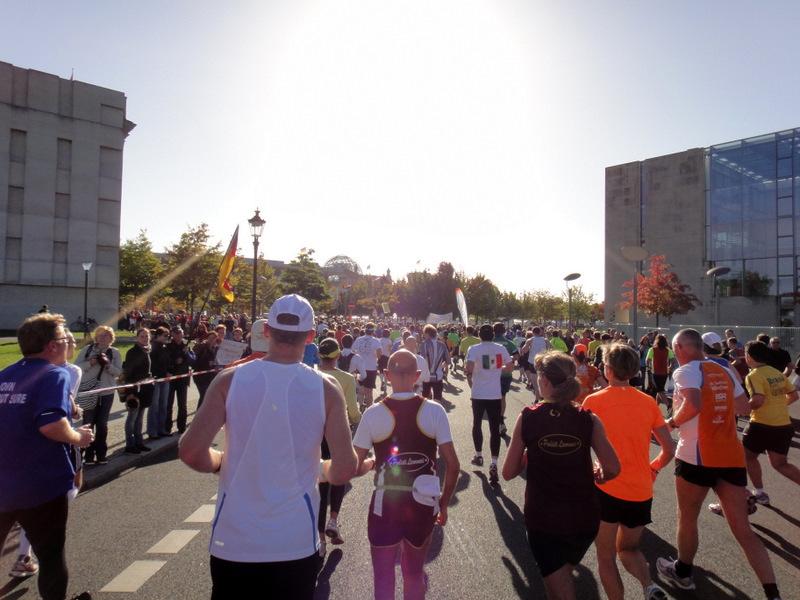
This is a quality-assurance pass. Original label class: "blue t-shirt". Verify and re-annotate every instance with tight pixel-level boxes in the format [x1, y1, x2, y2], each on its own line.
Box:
[0, 358, 75, 511]
[302, 343, 321, 368]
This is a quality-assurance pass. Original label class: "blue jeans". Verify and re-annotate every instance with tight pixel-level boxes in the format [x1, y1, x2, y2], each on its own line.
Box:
[147, 381, 170, 436]
[83, 393, 114, 460]
[125, 405, 144, 448]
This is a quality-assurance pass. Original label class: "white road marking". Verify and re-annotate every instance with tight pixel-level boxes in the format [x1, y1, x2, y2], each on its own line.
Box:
[184, 504, 216, 522]
[100, 560, 166, 592]
[147, 529, 200, 554]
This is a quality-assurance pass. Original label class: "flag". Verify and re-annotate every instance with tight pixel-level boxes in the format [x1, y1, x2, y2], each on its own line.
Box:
[455, 288, 469, 324]
[300, 247, 307, 254]
[482, 354, 504, 369]
[382, 302, 390, 314]
[217, 226, 239, 303]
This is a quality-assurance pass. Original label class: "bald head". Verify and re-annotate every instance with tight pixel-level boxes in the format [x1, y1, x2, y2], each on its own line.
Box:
[404, 336, 418, 352]
[386, 349, 421, 393]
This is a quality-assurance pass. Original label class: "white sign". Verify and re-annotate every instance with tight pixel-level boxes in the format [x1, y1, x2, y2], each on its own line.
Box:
[216, 339, 247, 366]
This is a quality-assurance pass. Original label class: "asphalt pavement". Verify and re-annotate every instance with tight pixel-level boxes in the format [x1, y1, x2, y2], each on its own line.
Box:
[2, 365, 800, 599]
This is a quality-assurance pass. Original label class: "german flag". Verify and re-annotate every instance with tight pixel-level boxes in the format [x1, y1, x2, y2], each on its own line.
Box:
[217, 225, 239, 303]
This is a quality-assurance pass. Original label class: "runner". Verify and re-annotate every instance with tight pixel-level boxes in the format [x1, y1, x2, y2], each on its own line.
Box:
[656, 329, 782, 600]
[465, 324, 514, 485]
[502, 351, 620, 600]
[353, 350, 459, 600]
[583, 343, 675, 600]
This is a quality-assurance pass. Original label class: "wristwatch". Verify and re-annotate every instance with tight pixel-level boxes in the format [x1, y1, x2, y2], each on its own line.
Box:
[668, 417, 678, 429]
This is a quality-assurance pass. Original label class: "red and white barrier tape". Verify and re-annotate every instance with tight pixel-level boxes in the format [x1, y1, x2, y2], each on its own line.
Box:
[76, 367, 224, 398]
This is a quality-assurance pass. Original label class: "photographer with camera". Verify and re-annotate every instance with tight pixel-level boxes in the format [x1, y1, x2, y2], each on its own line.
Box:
[122, 329, 155, 454]
[75, 326, 122, 465]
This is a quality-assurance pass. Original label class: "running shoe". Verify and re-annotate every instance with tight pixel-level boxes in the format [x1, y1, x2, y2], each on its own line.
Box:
[644, 583, 668, 600]
[97, 457, 109, 465]
[470, 455, 484, 467]
[9, 554, 38, 578]
[708, 502, 723, 515]
[499, 419, 507, 436]
[69, 593, 92, 600]
[489, 464, 499, 485]
[753, 491, 771, 506]
[325, 518, 344, 545]
[656, 557, 695, 590]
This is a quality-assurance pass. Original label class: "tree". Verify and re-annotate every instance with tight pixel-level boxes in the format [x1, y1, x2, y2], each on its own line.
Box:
[231, 254, 281, 317]
[279, 249, 331, 312]
[522, 290, 563, 324]
[119, 230, 163, 306]
[462, 274, 499, 322]
[560, 284, 596, 326]
[164, 223, 221, 317]
[618, 254, 700, 326]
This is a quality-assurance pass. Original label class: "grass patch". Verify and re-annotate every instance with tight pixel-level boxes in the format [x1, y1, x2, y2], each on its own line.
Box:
[0, 331, 139, 370]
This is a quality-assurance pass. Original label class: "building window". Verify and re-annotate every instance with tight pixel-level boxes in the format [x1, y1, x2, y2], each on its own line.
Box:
[9, 130, 26, 163]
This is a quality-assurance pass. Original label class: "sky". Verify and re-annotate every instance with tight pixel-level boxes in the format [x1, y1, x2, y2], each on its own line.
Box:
[3, 0, 800, 303]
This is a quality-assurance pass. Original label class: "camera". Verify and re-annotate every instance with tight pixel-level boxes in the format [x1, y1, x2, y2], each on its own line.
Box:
[124, 394, 139, 411]
[96, 352, 109, 367]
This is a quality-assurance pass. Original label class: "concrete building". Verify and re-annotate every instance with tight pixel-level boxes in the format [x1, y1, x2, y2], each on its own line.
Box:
[0, 61, 134, 330]
[606, 128, 800, 329]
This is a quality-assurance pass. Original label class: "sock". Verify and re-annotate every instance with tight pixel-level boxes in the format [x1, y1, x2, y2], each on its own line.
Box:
[763, 583, 779, 599]
[475, 451, 483, 458]
[675, 559, 692, 578]
[491, 457, 498, 466]
[754, 488, 764, 495]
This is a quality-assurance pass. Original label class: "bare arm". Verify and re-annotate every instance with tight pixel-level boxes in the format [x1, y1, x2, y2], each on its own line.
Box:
[590, 414, 620, 483]
[788, 390, 799, 406]
[465, 360, 475, 388]
[501, 414, 527, 480]
[670, 387, 702, 427]
[179, 366, 233, 473]
[40, 419, 93, 448]
[320, 375, 358, 485]
[501, 360, 515, 374]
[650, 424, 676, 472]
[747, 392, 765, 412]
[436, 441, 460, 526]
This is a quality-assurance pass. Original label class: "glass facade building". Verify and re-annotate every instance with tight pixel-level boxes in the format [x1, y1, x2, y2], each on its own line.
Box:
[707, 129, 800, 325]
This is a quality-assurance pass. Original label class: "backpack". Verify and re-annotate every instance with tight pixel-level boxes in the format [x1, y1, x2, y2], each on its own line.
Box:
[337, 352, 355, 373]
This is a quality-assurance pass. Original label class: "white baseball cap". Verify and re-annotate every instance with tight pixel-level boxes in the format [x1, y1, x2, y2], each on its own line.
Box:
[702, 332, 723, 346]
[267, 294, 315, 332]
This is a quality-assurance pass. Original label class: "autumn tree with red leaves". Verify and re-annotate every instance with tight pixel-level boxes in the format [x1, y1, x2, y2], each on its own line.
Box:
[618, 255, 700, 326]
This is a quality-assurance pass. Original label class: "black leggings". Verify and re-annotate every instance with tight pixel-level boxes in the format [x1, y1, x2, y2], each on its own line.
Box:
[318, 482, 345, 532]
[0, 493, 69, 600]
[471, 398, 502, 457]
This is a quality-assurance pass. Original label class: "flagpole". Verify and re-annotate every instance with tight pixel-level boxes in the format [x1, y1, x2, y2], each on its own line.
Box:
[191, 236, 237, 337]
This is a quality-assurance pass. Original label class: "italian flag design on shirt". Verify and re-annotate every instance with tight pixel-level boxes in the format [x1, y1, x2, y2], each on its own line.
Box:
[482, 354, 504, 369]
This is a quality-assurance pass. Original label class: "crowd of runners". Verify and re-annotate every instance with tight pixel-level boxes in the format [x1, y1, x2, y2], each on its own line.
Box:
[2, 302, 798, 599]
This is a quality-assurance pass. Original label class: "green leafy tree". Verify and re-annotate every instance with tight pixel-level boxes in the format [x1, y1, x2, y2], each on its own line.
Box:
[560, 284, 596, 325]
[279, 249, 331, 312]
[119, 229, 163, 306]
[462, 274, 499, 322]
[231, 255, 281, 317]
[618, 254, 699, 326]
[165, 223, 221, 317]
[522, 290, 563, 324]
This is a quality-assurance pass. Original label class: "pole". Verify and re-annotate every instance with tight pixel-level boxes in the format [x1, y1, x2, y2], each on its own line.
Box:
[251, 236, 259, 319]
[83, 269, 89, 338]
[632, 265, 638, 342]
[568, 286, 573, 330]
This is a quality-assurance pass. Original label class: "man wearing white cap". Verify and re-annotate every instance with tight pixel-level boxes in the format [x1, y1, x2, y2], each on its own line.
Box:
[180, 294, 357, 600]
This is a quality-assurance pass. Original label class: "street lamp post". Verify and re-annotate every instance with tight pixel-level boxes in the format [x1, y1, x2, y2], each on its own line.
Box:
[621, 246, 649, 342]
[248, 209, 266, 320]
[81, 262, 93, 338]
[707, 265, 731, 326]
[563, 273, 581, 330]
